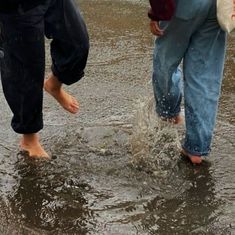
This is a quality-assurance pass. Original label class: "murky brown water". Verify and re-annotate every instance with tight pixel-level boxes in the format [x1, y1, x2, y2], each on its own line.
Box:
[0, 0, 234, 234]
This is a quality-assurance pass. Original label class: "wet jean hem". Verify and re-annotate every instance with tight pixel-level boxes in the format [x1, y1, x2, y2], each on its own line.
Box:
[181, 145, 209, 157]
[51, 65, 84, 86]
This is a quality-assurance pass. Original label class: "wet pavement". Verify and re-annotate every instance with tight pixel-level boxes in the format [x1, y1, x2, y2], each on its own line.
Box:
[0, 0, 234, 234]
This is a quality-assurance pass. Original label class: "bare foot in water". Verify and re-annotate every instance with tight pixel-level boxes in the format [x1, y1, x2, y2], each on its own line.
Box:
[161, 115, 184, 125]
[44, 73, 79, 114]
[181, 149, 202, 165]
[20, 134, 50, 159]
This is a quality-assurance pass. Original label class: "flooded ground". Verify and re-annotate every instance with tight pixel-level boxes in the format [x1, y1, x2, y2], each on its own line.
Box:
[0, 0, 234, 234]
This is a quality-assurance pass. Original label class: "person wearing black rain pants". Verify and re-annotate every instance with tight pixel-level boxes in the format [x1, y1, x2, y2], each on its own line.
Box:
[0, 0, 89, 158]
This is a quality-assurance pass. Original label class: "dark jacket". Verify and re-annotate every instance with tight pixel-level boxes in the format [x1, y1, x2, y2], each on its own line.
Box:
[148, 0, 176, 21]
[0, 0, 46, 13]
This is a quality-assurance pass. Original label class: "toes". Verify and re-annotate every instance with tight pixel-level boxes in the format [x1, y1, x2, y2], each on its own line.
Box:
[19, 147, 50, 159]
[68, 104, 79, 114]
[72, 102, 79, 109]
[69, 97, 79, 113]
[70, 107, 78, 114]
[30, 153, 50, 159]
[71, 97, 79, 107]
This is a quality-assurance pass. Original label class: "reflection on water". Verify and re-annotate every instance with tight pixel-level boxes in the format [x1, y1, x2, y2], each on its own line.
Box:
[140, 163, 223, 234]
[0, 0, 234, 234]
[9, 160, 93, 234]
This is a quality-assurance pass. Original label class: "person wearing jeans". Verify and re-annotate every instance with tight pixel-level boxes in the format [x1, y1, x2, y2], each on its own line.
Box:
[149, 0, 226, 164]
[0, 0, 89, 158]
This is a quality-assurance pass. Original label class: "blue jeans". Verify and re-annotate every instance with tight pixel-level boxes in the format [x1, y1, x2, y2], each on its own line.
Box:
[152, 0, 226, 156]
[0, 0, 89, 134]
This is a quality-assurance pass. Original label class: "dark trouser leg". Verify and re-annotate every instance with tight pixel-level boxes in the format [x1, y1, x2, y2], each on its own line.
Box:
[0, 10, 45, 134]
[45, 0, 89, 85]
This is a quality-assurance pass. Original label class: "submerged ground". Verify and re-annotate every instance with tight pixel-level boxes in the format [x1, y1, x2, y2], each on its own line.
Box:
[0, 0, 234, 234]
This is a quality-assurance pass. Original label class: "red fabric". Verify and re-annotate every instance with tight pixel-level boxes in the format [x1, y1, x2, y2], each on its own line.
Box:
[148, 0, 176, 21]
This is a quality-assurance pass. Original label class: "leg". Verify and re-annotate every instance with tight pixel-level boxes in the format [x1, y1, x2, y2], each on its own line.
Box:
[152, 0, 216, 121]
[152, 19, 192, 121]
[0, 6, 50, 158]
[152, 0, 226, 164]
[182, 2, 226, 159]
[44, 0, 89, 113]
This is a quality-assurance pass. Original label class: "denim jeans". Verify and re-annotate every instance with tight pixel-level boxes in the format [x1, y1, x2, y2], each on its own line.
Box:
[0, 0, 89, 134]
[152, 0, 226, 156]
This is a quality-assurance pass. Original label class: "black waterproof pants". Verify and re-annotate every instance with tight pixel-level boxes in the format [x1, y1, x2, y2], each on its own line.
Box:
[0, 0, 89, 134]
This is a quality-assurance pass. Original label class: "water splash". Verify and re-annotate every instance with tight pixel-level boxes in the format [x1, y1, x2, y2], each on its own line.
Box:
[130, 96, 181, 176]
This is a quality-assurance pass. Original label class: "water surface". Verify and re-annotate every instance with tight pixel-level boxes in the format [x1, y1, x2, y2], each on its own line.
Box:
[0, 0, 234, 234]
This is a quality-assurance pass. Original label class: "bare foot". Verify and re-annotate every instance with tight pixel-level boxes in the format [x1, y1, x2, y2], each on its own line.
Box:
[44, 73, 79, 114]
[20, 134, 50, 159]
[161, 115, 184, 125]
[181, 149, 202, 165]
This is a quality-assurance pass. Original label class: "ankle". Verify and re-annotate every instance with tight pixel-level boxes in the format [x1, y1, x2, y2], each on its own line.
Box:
[45, 73, 62, 91]
[161, 115, 183, 125]
[21, 133, 40, 146]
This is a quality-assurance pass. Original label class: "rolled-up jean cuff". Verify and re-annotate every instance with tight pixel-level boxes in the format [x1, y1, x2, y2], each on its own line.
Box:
[12, 123, 43, 134]
[51, 64, 84, 85]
